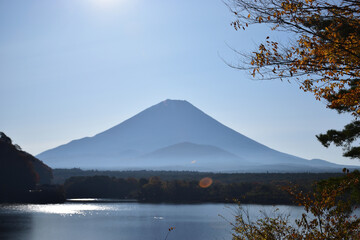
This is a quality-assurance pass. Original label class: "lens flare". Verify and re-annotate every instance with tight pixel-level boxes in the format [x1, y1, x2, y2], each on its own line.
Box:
[199, 177, 213, 188]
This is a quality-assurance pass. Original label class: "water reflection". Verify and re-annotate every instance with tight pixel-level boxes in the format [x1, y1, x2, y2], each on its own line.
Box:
[0, 210, 32, 240]
[5, 203, 114, 216]
[1, 203, 292, 240]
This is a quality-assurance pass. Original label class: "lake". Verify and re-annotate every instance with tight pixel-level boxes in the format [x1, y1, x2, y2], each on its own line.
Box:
[0, 202, 304, 240]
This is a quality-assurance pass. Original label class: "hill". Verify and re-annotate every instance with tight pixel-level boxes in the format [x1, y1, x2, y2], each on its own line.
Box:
[0, 132, 55, 202]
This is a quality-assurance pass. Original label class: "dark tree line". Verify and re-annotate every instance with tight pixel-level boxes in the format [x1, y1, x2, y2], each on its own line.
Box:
[64, 174, 327, 204]
[53, 168, 344, 184]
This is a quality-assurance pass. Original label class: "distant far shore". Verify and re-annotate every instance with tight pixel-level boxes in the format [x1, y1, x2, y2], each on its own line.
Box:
[52, 168, 345, 184]
[54, 169, 347, 205]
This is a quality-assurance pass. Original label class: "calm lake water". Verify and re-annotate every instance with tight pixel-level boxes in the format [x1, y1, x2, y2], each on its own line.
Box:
[0, 202, 303, 240]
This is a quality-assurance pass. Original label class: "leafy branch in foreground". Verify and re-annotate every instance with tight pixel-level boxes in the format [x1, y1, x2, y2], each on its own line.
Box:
[317, 120, 360, 159]
[232, 169, 360, 239]
[227, 0, 360, 158]
[228, 0, 360, 116]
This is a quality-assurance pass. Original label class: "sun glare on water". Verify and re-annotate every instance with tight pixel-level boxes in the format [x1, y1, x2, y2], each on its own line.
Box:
[13, 204, 112, 216]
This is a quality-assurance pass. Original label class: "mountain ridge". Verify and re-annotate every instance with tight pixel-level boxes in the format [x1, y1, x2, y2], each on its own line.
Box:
[37, 99, 356, 172]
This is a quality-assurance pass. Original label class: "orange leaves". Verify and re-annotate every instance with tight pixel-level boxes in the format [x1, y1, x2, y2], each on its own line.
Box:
[233, 171, 360, 239]
[231, 0, 360, 117]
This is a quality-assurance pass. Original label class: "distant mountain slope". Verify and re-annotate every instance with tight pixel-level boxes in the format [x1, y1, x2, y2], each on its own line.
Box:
[133, 142, 250, 171]
[37, 99, 354, 171]
[143, 142, 244, 160]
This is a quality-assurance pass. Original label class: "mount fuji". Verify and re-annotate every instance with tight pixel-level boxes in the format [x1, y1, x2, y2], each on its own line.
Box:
[37, 99, 350, 172]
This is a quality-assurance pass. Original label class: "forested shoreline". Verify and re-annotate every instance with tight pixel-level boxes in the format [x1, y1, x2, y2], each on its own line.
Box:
[53, 168, 343, 184]
[61, 170, 346, 204]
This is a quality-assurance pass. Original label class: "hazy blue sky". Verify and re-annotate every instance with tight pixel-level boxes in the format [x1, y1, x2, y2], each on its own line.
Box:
[1, 0, 356, 166]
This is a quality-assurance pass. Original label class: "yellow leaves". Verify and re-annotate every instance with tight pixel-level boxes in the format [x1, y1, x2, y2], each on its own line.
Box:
[231, 0, 360, 116]
[251, 69, 256, 77]
[234, 171, 360, 239]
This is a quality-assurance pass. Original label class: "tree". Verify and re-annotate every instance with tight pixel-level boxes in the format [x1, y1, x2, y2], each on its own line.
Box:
[227, 1, 360, 238]
[232, 169, 360, 239]
[317, 120, 360, 159]
[227, 0, 360, 158]
[0, 132, 38, 201]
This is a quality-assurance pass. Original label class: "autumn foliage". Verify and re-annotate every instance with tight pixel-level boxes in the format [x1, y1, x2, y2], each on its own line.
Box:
[229, 0, 360, 117]
[232, 169, 360, 239]
[228, 1, 360, 238]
